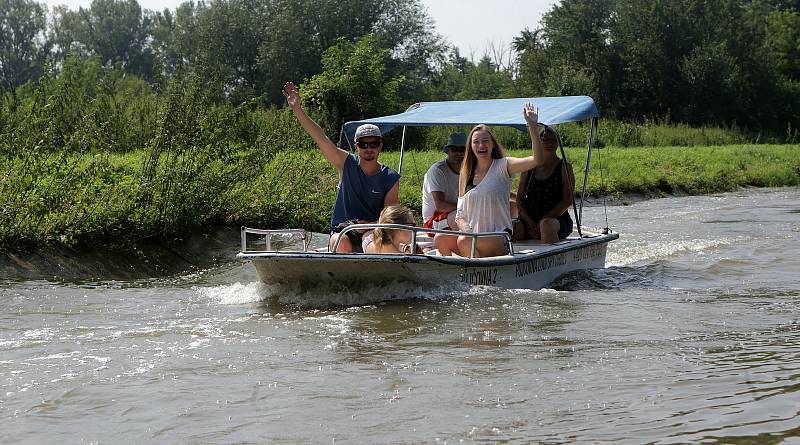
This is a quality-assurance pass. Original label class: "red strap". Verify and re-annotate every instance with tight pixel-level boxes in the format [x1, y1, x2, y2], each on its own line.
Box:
[424, 212, 451, 237]
[432, 210, 449, 222]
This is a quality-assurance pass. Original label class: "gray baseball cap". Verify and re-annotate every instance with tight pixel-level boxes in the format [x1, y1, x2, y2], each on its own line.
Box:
[355, 124, 382, 140]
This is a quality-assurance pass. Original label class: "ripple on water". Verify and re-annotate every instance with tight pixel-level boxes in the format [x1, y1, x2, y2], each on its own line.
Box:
[550, 260, 696, 290]
[2, 188, 799, 444]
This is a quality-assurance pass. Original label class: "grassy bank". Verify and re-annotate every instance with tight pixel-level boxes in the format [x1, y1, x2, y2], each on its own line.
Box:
[382, 144, 800, 210]
[2, 143, 797, 251]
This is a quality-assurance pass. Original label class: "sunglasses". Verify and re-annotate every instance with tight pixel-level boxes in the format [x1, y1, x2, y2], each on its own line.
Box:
[449, 147, 466, 153]
[357, 140, 381, 149]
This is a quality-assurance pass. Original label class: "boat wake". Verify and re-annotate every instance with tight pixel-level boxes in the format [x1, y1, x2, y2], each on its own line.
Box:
[194, 279, 471, 308]
[606, 235, 748, 267]
[551, 261, 680, 291]
[192, 281, 266, 305]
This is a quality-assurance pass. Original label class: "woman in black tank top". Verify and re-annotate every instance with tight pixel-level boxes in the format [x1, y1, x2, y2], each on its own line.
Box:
[516, 128, 575, 243]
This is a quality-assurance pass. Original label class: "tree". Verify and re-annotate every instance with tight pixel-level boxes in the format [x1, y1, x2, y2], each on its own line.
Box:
[763, 8, 800, 80]
[157, 0, 443, 105]
[373, 0, 447, 99]
[680, 41, 744, 123]
[522, 0, 799, 129]
[513, 28, 543, 55]
[523, 0, 617, 111]
[300, 34, 404, 136]
[0, 0, 49, 91]
[49, 0, 154, 80]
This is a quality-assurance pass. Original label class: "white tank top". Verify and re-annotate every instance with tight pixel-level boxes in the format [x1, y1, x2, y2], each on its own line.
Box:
[455, 157, 512, 233]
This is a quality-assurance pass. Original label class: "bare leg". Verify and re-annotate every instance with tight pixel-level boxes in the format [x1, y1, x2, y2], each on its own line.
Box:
[457, 235, 508, 258]
[434, 234, 459, 256]
[538, 217, 561, 244]
[328, 232, 353, 252]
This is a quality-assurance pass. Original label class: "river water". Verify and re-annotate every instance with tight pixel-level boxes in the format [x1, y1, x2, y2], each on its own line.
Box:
[2, 187, 799, 444]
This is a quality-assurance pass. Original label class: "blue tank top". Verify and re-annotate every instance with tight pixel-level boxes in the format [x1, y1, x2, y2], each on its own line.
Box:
[330, 154, 400, 232]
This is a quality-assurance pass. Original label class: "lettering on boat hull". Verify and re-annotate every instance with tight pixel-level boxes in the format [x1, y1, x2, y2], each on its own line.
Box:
[571, 243, 605, 263]
[455, 243, 608, 287]
[515, 252, 568, 278]
[460, 268, 498, 285]
[515, 243, 605, 279]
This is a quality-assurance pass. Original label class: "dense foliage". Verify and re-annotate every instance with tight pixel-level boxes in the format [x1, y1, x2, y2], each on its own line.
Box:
[515, 0, 800, 133]
[2, 0, 800, 132]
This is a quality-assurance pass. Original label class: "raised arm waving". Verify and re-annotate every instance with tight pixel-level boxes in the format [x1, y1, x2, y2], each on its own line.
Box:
[282, 81, 349, 171]
[507, 102, 544, 175]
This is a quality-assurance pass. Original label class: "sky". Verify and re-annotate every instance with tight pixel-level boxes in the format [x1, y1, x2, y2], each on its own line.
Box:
[42, 0, 557, 56]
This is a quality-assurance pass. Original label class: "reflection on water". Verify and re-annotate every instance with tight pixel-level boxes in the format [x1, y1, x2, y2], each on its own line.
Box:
[1, 187, 799, 443]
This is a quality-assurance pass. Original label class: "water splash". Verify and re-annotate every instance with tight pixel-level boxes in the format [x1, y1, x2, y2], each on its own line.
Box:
[607, 236, 749, 267]
[192, 281, 267, 305]
[194, 279, 470, 308]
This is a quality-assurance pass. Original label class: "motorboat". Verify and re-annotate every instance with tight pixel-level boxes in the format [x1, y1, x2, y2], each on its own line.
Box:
[237, 96, 618, 295]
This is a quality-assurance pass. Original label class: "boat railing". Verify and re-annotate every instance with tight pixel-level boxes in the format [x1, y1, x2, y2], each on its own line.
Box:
[240, 225, 514, 257]
[335, 224, 513, 258]
[240, 227, 311, 253]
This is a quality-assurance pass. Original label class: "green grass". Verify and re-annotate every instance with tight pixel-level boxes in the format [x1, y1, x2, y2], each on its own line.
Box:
[1, 144, 798, 250]
[4, 55, 796, 252]
[381, 144, 800, 208]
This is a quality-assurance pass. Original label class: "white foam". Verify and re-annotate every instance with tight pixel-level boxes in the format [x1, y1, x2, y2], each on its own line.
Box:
[20, 328, 56, 341]
[193, 281, 269, 305]
[202, 279, 471, 308]
[607, 236, 747, 267]
[29, 351, 80, 361]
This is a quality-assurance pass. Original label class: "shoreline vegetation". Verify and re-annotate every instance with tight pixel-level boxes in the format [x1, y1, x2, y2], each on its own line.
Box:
[2, 139, 798, 254]
[1, 57, 798, 257]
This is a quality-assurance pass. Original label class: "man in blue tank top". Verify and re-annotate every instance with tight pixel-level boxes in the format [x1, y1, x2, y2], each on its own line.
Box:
[283, 81, 400, 252]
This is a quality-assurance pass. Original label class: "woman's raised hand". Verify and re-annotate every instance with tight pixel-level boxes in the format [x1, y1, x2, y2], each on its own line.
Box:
[524, 102, 539, 126]
[282, 82, 300, 108]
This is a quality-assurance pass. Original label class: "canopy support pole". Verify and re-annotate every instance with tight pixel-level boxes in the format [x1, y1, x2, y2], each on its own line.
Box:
[398, 126, 407, 175]
[555, 127, 582, 239]
[578, 117, 598, 236]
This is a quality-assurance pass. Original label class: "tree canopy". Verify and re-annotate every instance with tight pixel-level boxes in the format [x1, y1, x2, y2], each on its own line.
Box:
[1, 0, 799, 134]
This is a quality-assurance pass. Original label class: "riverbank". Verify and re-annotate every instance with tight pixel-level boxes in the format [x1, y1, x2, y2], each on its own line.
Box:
[0, 226, 240, 282]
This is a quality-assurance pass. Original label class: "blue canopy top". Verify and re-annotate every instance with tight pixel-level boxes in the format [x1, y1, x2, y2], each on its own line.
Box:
[342, 96, 598, 147]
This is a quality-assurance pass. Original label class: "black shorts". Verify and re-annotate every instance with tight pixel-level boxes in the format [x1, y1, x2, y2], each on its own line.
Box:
[554, 213, 572, 239]
[332, 220, 364, 253]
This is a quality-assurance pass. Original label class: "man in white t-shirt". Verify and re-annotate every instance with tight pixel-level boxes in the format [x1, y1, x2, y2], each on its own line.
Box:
[422, 132, 466, 231]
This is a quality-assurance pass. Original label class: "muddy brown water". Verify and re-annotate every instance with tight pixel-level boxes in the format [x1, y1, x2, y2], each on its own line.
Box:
[2, 187, 799, 443]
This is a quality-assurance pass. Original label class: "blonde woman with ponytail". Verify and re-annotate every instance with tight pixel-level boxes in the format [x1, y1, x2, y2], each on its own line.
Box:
[366, 205, 418, 254]
[435, 103, 545, 258]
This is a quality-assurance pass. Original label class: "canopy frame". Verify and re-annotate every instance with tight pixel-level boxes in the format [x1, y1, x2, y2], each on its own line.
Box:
[341, 96, 604, 238]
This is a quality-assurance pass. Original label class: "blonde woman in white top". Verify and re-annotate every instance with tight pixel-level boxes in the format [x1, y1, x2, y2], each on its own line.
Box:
[435, 103, 545, 257]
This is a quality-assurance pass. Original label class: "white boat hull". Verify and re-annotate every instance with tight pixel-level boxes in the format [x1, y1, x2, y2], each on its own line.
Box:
[238, 233, 617, 293]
